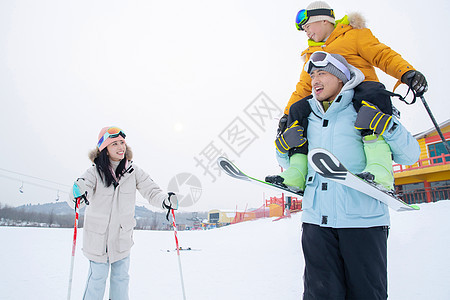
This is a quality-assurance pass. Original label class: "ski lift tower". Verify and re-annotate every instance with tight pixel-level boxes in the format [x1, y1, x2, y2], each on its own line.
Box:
[187, 212, 202, 230]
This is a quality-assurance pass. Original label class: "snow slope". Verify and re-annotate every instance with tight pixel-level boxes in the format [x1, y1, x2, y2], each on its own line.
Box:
[1, 201, 449, 299]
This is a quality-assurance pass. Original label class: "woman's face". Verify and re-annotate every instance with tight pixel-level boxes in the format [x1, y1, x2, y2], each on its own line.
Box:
[107, 140, 126, 161]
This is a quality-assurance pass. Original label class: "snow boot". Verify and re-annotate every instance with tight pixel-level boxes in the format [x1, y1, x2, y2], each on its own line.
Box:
[357, 135, 394, 191]
[265, 153, 308, 191]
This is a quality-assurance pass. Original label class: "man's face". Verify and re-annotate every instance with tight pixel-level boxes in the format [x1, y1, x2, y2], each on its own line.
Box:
[303, 20, 332, 42]
[310, 69, 343, 102]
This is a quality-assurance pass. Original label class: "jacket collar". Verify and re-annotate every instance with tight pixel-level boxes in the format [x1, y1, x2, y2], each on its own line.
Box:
[303, 15, 352, 49]
[310, 89, 354, 115]
[110, 161, 135, 187]
[119, 161, 135, 182]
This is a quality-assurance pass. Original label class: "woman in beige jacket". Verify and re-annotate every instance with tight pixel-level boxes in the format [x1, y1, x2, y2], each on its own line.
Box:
[70, 126, 177, 300]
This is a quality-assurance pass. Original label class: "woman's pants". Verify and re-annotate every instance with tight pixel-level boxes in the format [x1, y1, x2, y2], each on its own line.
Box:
[83, 256, 130, 300]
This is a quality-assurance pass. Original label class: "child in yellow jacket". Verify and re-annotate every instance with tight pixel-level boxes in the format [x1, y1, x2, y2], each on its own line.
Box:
[284, 0, 427, 115]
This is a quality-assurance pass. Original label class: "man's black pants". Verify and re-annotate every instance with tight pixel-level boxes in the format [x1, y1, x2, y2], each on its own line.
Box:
[302, 223, 389, 300]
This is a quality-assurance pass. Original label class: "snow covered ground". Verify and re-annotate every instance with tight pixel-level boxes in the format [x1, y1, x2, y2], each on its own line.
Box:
[1, 200, 450, 299]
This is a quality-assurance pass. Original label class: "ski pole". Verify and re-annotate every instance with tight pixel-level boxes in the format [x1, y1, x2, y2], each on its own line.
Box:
[420, 95, 450, 154]
[171, 209, 187, 300]
[67, 197, 81, 300]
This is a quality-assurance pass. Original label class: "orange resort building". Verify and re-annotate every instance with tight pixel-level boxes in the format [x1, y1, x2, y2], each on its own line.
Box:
[394, 119, 450, 204]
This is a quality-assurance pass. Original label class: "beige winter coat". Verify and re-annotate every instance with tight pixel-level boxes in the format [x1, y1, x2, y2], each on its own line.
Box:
[79, 149, 167, 263]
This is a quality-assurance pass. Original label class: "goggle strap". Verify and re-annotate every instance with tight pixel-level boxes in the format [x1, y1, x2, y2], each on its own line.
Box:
[324, 56, 351, 81]
[296, 8, 334, 30]
[306, 8, 334, 18]
[97, 129, 126, 148]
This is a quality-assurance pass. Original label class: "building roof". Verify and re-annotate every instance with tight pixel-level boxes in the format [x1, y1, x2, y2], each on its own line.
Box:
[413, 119, 450, 140]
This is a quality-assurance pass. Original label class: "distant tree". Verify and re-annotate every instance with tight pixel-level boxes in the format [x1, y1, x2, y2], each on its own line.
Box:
[48, 209, 55, 226]
[150, 212, 160, 230]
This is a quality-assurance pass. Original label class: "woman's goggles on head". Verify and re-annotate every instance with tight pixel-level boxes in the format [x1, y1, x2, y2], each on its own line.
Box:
[304, 51, 351, 81]
[295, 8, 335, 31]
[97, 127, 126, 149]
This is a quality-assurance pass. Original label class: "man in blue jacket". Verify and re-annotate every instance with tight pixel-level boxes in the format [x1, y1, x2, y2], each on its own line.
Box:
[272, 52, 420, 299]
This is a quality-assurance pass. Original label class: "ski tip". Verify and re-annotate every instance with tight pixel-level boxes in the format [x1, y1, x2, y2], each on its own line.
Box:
[216, 156, 248, 179]
[217, 156, 233, 171]
[217, 156, 229, 165]
[217, 156, 234, 170]
[410, 204, 420, 210]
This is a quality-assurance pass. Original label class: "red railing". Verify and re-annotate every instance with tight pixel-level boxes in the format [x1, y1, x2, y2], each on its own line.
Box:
[288, 198, 302, 211]
[393, 153, 450, 173]
[399, 186, 450, 204]
[265, 196, 284, 207]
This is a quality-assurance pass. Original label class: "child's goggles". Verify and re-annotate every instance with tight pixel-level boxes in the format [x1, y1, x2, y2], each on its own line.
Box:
[304, 51, 351, 81]
[97, 127, 126, 149]
[295, 8, 334, 31]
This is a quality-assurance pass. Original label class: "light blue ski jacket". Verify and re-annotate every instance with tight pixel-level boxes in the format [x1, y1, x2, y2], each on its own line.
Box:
[278, 65, 420, 228]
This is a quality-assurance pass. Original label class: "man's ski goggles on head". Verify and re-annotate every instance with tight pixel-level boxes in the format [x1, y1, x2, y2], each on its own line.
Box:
[295, 8, 334, 31]
[97, 127, 126, 149]
[304, 51, 351, 81]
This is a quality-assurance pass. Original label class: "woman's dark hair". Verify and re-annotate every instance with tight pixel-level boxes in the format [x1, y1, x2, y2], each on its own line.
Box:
[94, 148, 127, 188]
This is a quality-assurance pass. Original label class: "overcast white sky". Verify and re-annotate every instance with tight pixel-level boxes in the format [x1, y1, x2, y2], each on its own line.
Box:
[1, 0, 449, 212]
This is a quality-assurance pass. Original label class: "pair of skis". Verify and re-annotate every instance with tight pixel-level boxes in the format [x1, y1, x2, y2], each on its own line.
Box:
[217, 148, 419, 212]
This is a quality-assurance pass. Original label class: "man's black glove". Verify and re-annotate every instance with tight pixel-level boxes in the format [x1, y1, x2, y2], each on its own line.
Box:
[401, 70, 428, 96]
[277, 114, 289, 136]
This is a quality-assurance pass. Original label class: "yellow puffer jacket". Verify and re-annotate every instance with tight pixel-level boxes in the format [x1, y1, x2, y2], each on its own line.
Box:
[284, 13, 415, 114]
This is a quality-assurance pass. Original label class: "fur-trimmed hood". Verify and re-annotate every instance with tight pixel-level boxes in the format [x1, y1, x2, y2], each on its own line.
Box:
[88, 145, 133, 163]
[346, 12, 366, 29]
